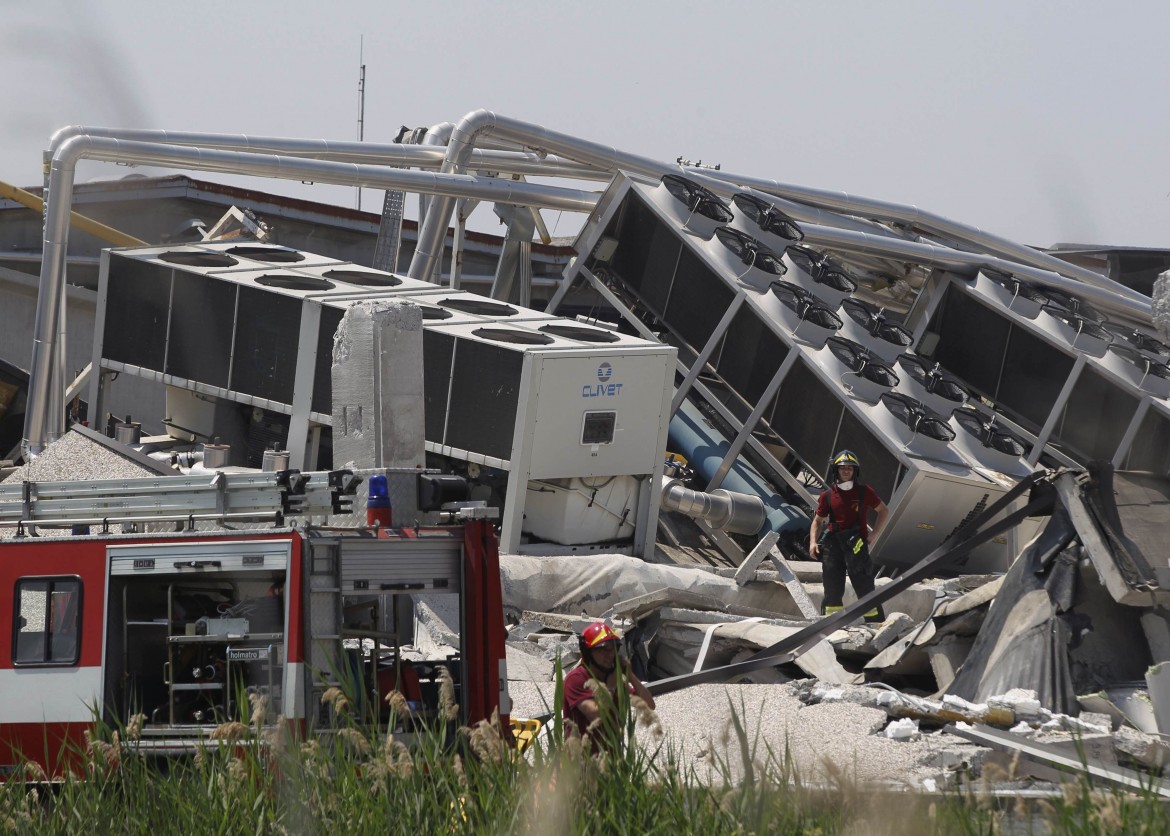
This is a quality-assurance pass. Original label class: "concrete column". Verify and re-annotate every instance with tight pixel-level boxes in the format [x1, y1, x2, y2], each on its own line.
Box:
[331, 300, 425, 469]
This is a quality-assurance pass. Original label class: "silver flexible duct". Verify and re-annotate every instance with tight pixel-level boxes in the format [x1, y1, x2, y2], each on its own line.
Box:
[45, 126, 610, 181]
[660, 477, 766, 536]
[22, 135, 598, 457]
[407, 109, 903, 283]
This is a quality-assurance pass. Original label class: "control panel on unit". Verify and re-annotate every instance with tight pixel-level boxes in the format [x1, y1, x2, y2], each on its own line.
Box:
[581, 411, 617, 445]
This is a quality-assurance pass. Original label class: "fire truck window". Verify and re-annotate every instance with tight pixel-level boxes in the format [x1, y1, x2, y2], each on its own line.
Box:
[13, 577, 82, 666]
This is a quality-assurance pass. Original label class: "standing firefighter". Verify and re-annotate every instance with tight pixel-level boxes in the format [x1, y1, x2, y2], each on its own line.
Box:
[562, 621, 655, 752]
[808, 450, 890, 621]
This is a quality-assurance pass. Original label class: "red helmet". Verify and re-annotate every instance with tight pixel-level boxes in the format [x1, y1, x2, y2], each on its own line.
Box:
[580, 621, 620, 649]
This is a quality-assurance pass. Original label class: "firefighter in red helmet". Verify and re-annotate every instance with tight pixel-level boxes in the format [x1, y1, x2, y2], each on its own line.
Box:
[562, 621, 656, 748]
[809, 449, 890, 622]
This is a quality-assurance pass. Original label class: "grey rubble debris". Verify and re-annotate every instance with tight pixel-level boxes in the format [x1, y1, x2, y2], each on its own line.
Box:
[2, 429, 159, 484]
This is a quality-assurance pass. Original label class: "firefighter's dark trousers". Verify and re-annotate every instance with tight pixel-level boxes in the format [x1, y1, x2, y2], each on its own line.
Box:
[820, 530, 884, 621]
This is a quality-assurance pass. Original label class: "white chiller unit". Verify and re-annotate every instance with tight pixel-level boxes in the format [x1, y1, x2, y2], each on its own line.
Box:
[88, 243, 675, 557]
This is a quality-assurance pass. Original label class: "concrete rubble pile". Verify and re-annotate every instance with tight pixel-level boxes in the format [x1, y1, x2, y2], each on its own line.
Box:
[489, 464, 1170, 793]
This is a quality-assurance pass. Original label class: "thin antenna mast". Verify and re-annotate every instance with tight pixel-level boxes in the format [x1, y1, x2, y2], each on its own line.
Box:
[356, 36, 366, 210]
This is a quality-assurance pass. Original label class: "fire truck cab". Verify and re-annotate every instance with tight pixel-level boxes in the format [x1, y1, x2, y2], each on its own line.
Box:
[1, 518, 508, 776]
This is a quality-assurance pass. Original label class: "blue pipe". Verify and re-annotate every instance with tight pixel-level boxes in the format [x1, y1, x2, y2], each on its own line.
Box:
[668, 398, 810, 535]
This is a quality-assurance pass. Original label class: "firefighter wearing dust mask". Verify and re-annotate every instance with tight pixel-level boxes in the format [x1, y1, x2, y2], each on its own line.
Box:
[808, 450, 890, 622]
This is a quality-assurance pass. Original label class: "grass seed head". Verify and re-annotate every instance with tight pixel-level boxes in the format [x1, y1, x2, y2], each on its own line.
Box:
[211, 721, 248, 741]
[320, 687, 349, 714]
[438, 667, 459, 721]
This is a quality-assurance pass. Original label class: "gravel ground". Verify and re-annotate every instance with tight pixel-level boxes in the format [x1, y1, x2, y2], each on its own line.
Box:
[2, 430, 159, 484]
[508, 676, 985, 790]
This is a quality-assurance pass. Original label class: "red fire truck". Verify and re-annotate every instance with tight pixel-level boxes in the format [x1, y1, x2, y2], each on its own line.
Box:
[0, 470, 509, 778]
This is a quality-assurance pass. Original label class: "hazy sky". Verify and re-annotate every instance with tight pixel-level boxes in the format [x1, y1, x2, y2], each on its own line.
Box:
[2, 0, 1168, 248]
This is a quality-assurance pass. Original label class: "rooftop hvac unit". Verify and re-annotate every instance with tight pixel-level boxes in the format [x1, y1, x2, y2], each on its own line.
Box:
[730, 193, 805, 248]
[971, 270, 1050, 319]
[814, 336, 899, 403]
[658, 174, 734, 239]
[783, 244, 859, 309]
[1041, 287, 1106, 324]
[948, 406, 1033, 477]
[705, 226, 788, 292]
[893, 354, 970, 416]
[837, 298, 914, 362]
[421, 320, 674, 551]
[565, 173, 1028, 570]
[93, 245, 674, 557]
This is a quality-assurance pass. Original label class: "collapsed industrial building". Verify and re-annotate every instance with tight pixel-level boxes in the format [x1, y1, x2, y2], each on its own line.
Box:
[4, 111, 1170, 792]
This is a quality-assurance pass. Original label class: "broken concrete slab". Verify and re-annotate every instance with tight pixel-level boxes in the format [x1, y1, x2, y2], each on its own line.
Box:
[1140, 610, 1170, 663]
[871, 612, 916, 652]
[499, 552, 811, 621]
[927, 636, 972, 693]
[607, 587, 782, 622]
[1145, 661, 1170, 736]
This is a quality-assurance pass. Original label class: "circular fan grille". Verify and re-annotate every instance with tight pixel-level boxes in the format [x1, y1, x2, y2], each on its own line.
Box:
[880, 392, 956, 441]
[254, 274, 334, 291]
[471, 328, 554, 345]
[731, 193, 804, 240]
[661, 174, 734, 223]
[951, 407, 1027, 456]
[323, 269, 403, 287]
[438, 298, 518, 317]
[538, 324, 621, 343]
[226, 246, 305, 263]
[158, 251, 239, 268]
[714, 227, 786, 275]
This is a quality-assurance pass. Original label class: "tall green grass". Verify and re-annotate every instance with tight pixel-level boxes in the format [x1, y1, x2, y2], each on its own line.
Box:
[2, 676, 1167, 834]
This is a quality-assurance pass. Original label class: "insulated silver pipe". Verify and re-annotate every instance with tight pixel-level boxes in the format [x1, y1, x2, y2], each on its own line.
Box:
[46, 126, 610, 181]
[408, 109, 904, 282]
[22, 135, 598, 457]
[660, 477, 765, 536]
[802, 222, 1152, 322]
[700, 169, 1149, 306]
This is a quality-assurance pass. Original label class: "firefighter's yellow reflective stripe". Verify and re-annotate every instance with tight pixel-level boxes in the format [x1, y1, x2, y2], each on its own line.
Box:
[823, 605, 844, 615]
[863, 609, 881, 619]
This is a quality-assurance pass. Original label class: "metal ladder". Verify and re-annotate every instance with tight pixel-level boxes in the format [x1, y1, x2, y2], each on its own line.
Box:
[0, 468, 361, 531]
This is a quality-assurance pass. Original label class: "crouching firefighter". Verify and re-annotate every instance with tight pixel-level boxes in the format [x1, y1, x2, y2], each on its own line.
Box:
[808, 450, 890, 622]
[562, 621, 656, 753]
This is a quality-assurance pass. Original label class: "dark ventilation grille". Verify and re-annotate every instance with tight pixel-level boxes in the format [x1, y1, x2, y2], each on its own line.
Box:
[661, 174, 734, 223]
[445, 340, 522, 460]
[951, 407, 1028, 457]
[323, 269, 403, 287]
[104, 257, 170, 371]
[731, 193, 804, 241]
[471, 328, 554, 345]
[771, 282, 843, 330]
[826, 337, 898, 386]
[438, 298, 518, 317]
[983, 271, 1050, 304]
[423, 330, 455, 443]
[418, 305, 453, 321]
[786, 244, 822, 275]
[313, 306, 345, 415]
[158, 251, 239, 268]
[895, 355, 969, 403]
[166, 272, 236, 388]
[538, 324, 620, 343]
[255, 274, 335, 291]
[841, 298, 912, 348]
[231, 287, 300, 403]
[714, 227, 787, 275]
[880, 392, 956, 441]
[1042, 288, 1105, 323]
[226, 246, 305, 263]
